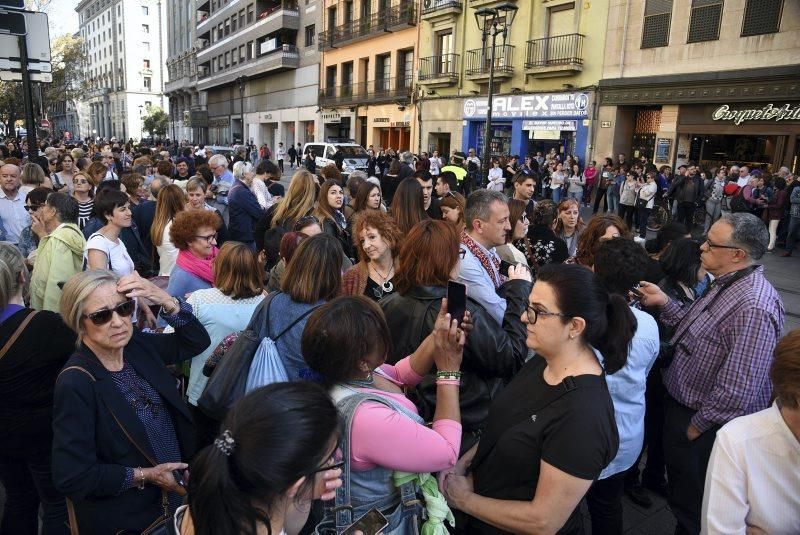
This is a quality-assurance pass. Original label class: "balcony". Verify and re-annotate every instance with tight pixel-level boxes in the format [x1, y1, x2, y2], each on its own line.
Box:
[465, 45, 515, 81]
[525, 34, 584, 77]
[420, 0, 462, 20]
[197, 44, 299, 91]
[318, 3, 416, 51]
[419, 54, 459, 87]
[256, 43, 300, 72]
[319, 76, 413, 107]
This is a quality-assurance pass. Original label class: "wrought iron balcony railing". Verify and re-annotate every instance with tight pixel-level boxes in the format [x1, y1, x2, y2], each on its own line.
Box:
[465, 45, 515, 78]
[318, 3, 416, 51]
[525, 33, 585, 70]
[319, 76, 413, 106]
[419, 54, 459, 82]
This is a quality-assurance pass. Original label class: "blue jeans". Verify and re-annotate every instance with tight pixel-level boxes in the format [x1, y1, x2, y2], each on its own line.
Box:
[607, 192, 619, 213]
[785, 216, 800, 253]
[552, 187, 563, 203]
[567, 190, 583, 203]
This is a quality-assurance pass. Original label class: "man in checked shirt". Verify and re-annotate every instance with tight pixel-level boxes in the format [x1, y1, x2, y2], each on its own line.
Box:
[637, 212, 784, 535]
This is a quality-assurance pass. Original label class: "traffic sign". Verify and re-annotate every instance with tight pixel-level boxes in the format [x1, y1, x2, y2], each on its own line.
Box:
[0, 11, 51, 63]
[0, 0, 25, 10]
[0, 9, 26, 35]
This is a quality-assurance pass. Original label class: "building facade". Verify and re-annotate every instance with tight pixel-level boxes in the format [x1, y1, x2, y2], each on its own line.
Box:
[195, 0, 321, 148]
[165, 0, 204, 142]
[417, 0, 609, 162]
[76, 0, 169, 140]
[317, 0, 419, 151]
[596, 0, 800, 173]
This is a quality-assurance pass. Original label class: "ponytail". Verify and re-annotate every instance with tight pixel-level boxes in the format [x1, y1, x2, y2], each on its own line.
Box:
[594, 294, 637, 375]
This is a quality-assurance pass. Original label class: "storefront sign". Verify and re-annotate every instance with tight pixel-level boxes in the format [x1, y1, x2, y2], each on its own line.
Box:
[712, 103, 800, 125]
[601, 121, 611, 128]
[373, 117, 390, 123]
[190, 110, 208, 127]
[322, 112, 341, 123]
[521, 120, 577, 132]
[208, 117, 229, 128]
[463, 92, 590, 119]
[391, 121, 410, 128]
[655, 138, 672, 164]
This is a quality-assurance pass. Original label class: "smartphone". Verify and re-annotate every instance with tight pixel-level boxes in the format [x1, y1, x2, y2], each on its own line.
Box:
[629, 285, 644, 307]
[172, 468, 187, 488]
[342, 508, 389, 535]
[446, 280, 467, 327]
[499, 260, 514, 278]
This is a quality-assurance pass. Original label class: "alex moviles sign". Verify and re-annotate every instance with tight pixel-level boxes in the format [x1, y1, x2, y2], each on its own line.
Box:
[712, 103, 800, 125]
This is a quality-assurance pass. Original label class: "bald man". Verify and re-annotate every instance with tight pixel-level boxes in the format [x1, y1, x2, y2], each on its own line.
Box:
[0, 164, 31, 245]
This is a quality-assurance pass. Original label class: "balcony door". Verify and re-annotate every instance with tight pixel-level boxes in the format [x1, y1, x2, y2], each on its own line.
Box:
[376, 54, 391, 92]
[545, 2, 575, 64]
[399, 50, 413, 89]
[435, 30, 454, 76]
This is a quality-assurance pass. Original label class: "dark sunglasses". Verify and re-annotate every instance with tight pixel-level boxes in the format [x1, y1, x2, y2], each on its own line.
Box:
[24, 204, 43, 212]
[82, 299, 136, 325]
[310, 459, 345, 475]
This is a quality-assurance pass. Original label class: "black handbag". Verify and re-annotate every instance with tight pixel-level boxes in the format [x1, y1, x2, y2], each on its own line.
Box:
[635, 189, 650, 210]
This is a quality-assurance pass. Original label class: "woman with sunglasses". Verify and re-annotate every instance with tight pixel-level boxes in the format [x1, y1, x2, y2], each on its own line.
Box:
[0, 243, 77, 534]
[71, 172, 94, 230]
[52, 269, 211, 535]
[177, 382, 343, 534]
[442, 264, 631, 534]
[497, 198, 531, 268]
[165, 209, 221, 299]
[18, 187, 51, 264]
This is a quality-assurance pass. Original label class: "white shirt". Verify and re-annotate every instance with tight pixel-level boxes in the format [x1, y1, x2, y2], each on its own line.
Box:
[736, 175, 751, 188]
[702, 402, 800, 535]
[84, 232, 135, 276]
[157, 220, 179, 276]
[487, 167, 505, 191]
[276, 146, 286, 160]
[0, 187, 31, 244]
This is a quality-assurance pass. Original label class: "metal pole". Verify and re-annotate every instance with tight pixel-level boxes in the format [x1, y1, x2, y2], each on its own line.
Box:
[240, 86, 245, 145]
[482, 23, 497, 184]
[18, 35, 37, 157]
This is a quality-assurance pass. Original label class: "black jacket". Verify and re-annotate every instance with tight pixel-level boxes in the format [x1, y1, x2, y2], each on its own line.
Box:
[379, 280, 530, 452]
[52, 316, 210, 535]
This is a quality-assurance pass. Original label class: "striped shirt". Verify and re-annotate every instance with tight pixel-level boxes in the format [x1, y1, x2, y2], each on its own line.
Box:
[77, 200, 93, 230]
[662, 266, 784, 432]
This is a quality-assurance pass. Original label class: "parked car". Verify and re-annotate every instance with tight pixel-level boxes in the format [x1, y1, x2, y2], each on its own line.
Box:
[303, 142, 369, 178]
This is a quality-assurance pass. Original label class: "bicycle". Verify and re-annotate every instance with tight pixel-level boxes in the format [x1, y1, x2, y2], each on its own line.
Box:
[647, 196, 672, 232]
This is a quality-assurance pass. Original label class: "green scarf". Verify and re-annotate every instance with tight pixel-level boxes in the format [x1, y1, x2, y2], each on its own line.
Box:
[392, 472, 455, 535]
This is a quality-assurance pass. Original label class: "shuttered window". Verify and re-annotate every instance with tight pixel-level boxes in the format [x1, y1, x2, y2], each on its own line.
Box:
[687, 0, 723, 43]
[741, 0, 783, 36]
[641, 0, 673, 49]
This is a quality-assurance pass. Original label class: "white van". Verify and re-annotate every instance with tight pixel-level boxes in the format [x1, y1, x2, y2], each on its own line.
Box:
[302, 142, 369, 178]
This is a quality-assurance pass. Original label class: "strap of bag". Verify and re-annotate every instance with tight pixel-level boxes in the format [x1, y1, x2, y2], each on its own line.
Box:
[0, 310, 37, 360]
[470, 374, 594, 473]
[272, 303, 321, 341]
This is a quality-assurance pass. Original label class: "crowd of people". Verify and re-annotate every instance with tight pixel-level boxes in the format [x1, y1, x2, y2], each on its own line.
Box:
[0, 134, 797, 535]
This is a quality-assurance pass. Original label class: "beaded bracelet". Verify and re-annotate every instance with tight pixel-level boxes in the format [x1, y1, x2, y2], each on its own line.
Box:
[436, 379, 461, 386]
[435, 370, 462, 380]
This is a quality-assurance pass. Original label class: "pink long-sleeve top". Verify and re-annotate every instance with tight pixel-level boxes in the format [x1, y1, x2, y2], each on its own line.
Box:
[347, 357, 461, 473]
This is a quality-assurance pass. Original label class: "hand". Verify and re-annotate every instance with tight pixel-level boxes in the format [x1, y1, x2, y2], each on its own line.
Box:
[686, 423, 702, 441]
[117, 272, 175, 310]
[432, 299, 465, 373]
[507, 264, 532, 282]
[311, 466, 343, 501]
[443, 473, 474, 512]
[30, 213, 47, 239]
[746, 526, 768, 535]
[142, 462, 188, 495]
[138, 300, 157, 330]
[636, 281, 669, 308]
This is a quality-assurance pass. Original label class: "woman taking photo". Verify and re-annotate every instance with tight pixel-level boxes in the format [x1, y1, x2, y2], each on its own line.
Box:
[636, 172, 658, 239]
[52, 270, 211, 534]
[177, 382, 343, 534]
[380, 220, 530, 453]
[0, 243, 76, 534]
[305, 295, 466, 533]
[313, 179, 354, 261]
[84, 189, 135, 276]
[552, 199, 585, 259]
[150, 184, 185, 276]
[165, 209, 221, 298]
[71, 172, 94, 230]
[497, 198, 531, 267]
[341, 210, 402, 302]
[390, 178, 428, 235]
[441, 264, 628, 534]
[441, 191, 466, 233]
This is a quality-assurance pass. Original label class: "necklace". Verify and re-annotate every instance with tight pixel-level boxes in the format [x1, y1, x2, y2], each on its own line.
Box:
[370, 263, 394, 294]
[345, 371, 374, 388]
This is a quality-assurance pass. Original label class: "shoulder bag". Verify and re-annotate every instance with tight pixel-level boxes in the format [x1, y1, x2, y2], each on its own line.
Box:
[0, 309, 37, 360]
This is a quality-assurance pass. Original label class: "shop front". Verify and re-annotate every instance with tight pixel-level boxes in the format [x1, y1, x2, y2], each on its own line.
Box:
[419, 98, 463, 158]
[247, 105, 318, 150]
[321, 109, 356, 143]
[461, 91, 592, 161]
[366, 103, 415, 152]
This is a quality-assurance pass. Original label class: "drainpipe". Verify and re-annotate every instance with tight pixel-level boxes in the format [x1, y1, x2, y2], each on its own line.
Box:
[619, 0, 631, 79]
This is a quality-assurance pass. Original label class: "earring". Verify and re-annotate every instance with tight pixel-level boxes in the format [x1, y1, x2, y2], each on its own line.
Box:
[569, 334, 575, 339]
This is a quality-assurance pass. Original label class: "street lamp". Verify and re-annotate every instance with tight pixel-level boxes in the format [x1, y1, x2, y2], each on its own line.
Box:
[473, 1, 518, 182]
[236, 75, 248, 145]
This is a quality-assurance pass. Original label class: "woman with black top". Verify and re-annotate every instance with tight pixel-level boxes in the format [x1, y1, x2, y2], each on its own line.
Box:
[442, 263, 632, 534]
[314, 179, 355, 262]
[0, 243, 75, 534]
[380, 159, 402, 206]
[527, 200, 569, 268]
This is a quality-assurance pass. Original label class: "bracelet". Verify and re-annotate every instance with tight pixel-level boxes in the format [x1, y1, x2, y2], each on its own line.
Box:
[436, 379, 461, 386]
[435, 370, 462, 380]
[137, 467, 146, 490]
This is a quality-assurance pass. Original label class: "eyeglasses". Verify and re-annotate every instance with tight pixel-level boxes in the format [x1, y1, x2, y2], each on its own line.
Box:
[703, 239, 741, 251]
[48, 160, 57, 165]
[24, 204, 43, 212]
[458, 249, 466, 259]
[82, 299, 136, 326]
[310, 459, 345, 475]
[73, 179, 89, 185]
[194, 232, 218, 243]
[525, 304, 572, 324]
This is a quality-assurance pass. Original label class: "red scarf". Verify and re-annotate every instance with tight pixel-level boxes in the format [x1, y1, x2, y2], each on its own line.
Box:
[460, 230, 505, 289]
[176, 247, 218, 285]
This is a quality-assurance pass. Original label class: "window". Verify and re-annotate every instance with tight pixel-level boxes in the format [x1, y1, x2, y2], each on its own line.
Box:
[687, 0, 723, 43]
[239, 45, 245, 61]
[225, 51, 230, 67]
[141, 5, 148, 15]
[641, 0, 673, 48]
[741, 0, 783, 36]
[248, 41, 254, 59]
[399, 49, 413, 88]
[305, 24, 315, 46]
[143, 76, 151, 90]
[239, 9, 245, 27]
[344, 1, 353, 23]
[143, 59, 150, 68]
[231, 16, 237, 32]
[247, 4, 254, 23]
[327, 6, 337, 30]
[142, 24, 150, 34]
[342, 61, 353, 87]
[145, 101, 152, 108]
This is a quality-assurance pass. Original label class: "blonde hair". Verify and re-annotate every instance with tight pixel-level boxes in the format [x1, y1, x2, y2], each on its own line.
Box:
[271, 170, 317, 227]
[59, 270, 119, 344]
[21, 163, 46, 186]
[0, 242, 27, 308]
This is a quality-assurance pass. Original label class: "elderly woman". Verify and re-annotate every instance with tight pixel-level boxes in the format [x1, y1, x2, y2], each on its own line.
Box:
[341, 210, 402, 301]
[228, 161, 265, 250]
[0, 243, 76, 533]
[552, 199, 585, 259]
[52, 270, 211, 534]
[164, 242, 265, 449]
[165, 209, 221, 299]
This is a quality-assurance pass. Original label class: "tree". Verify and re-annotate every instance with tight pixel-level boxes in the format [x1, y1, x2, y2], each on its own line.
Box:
[142, 106, 169, 137]
[43, 33, 88, 109]
[0, 81, 24, 135]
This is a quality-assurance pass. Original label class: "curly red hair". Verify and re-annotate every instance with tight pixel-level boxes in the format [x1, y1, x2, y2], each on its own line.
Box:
[351, 210, 403, 262]
[169, 210, 221, 250]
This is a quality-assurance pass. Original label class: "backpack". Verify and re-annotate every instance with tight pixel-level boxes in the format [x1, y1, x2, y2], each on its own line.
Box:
[722, 184, 748, 212]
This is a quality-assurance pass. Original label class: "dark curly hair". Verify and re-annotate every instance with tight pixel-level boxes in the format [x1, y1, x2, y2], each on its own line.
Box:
[594, 237, 650, 295]
[169, 209, 221, 250]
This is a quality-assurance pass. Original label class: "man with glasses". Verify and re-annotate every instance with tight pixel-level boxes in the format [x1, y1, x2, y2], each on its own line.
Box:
[637, 212, 784, 535]
[0, 164, 30, 246]
[208, 154, 234, 224]
[736, 165, 751, 188]
[100, 150, 118, 181]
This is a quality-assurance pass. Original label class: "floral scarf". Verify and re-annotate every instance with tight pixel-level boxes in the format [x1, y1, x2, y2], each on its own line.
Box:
[460, 230, 505, 289]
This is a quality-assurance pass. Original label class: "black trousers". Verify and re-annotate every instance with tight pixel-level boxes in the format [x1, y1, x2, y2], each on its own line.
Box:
[0, 446, 69, 535]
[619, 203, 636, 229]
[277, 158, 285, 173]
[593, 188, 608, 213]
[586, 470, 625, 534]
[625, 360, 667, 488]
[663, 395, 719, 535]
[676, 201, 696, 231]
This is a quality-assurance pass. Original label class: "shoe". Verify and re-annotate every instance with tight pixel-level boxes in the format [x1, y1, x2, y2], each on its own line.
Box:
[625, 483, 653, 508]
[634, 236, 646, 245]
[781, 251, 792, 257]
[642, 478, 668, 498]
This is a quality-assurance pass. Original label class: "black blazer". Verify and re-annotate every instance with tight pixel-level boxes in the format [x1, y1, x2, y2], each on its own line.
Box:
[52, 316, 210, 535]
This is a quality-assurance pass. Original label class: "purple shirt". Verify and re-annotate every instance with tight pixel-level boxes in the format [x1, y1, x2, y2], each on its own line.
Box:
[661, 265, 784, 433]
